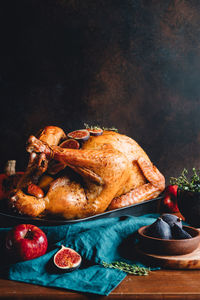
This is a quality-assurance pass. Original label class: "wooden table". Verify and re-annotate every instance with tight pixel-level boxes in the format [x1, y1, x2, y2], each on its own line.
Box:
[1, 269, 200, 299]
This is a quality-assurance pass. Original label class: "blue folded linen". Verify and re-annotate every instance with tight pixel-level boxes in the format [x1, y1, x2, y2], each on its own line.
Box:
[0, 214, 159, 295]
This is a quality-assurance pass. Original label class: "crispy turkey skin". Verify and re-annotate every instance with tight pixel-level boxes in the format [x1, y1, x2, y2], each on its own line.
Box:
[9, 127, 165, 219]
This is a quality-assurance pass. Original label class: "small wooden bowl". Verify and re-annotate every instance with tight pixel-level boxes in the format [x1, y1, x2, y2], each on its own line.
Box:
[138, 225, 200, 255]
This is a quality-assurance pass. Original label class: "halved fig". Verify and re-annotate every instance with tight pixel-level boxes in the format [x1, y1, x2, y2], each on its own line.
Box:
[87, 128, 103, 136]
[59, 139, 80, 149]
[67, 130, 90, 142]
[54, 245, 82, 271]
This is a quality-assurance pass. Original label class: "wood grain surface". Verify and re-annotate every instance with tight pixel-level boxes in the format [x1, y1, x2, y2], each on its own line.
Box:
[0, 270, 200, 299]
[137, 243, 200, 269]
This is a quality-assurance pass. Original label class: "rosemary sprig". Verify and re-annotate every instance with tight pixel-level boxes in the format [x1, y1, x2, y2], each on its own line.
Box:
[84, 123, 101, 130]
[102, 126, 118, 132]
[170, 168, 200, 192]
[84, 123, 118, 132]
[102, 261, 150, 276]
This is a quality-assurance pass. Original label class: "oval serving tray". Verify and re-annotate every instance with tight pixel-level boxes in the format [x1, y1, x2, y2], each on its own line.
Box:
[0, 196, 163, 226]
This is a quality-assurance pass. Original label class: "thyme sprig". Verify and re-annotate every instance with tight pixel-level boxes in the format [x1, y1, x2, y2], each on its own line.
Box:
[102, 261, 150, 276]
[102, 126, 118, 132]
[84, 123, 118, 132]
[170, 168, 200, 192]
[84, 123, 101, 130]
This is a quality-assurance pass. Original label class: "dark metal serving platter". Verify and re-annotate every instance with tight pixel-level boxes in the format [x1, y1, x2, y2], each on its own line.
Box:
[0, 196, 163, 227]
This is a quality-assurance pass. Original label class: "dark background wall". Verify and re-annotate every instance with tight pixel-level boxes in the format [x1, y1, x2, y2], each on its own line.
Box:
[0, 0, 200, 183]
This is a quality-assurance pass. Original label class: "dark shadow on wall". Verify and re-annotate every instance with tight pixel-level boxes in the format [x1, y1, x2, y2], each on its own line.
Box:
[0, 0, 200, 182]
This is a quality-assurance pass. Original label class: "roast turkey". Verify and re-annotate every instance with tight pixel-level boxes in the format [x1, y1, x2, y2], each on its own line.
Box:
[9, 126, 165, 219]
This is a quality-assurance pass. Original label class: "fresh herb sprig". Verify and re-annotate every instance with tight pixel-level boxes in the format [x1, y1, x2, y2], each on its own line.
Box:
[84, 123, 101, 130]
[102, 126, 118, 132]
[170, 168, 200, 192]
[84, 123, 118, 132]
[102, 261, 150, 276]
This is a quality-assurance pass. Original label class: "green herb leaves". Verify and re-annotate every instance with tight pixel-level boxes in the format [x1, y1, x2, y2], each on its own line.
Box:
[84, 123, 101, 130]
[170, 168, 200, 192]
[84, 123, 118, 132]
[102, 261, 150, 276]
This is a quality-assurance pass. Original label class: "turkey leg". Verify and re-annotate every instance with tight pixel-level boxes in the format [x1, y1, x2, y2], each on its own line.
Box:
[108, 156, 165, 210]
[17, 126, 66, 189]
[9, 127, 66, 217]
[23, 135, 130, 217]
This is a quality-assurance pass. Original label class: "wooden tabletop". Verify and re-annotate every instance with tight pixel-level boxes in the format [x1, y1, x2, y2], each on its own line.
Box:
[1, 269, 200, 299]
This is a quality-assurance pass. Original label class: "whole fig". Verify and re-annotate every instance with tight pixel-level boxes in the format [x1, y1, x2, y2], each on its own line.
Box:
[171, 224, 192, 239]
[145, 217, 172, 239]
[161, 213, 182, 228]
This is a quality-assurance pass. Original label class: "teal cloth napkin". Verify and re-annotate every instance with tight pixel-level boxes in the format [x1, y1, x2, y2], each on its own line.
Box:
[0, 214, 159, 296]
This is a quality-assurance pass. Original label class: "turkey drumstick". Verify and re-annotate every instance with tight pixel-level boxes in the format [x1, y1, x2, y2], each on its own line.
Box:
[17, 126, 66, 190]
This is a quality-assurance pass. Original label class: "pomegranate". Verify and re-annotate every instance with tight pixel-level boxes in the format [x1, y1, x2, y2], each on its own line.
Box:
[162, 185, 179, 213]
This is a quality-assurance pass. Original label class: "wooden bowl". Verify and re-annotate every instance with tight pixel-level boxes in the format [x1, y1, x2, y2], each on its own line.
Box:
[138, 225, 200, 255]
